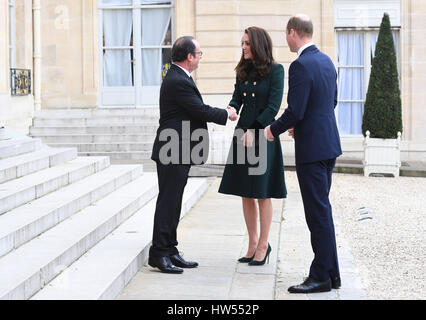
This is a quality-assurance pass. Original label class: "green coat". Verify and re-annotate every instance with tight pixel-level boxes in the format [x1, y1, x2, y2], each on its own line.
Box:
[218, 63, 287, 199]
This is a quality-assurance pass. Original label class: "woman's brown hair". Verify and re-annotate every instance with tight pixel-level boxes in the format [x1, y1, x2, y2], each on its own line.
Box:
[235, 26, 275, 82]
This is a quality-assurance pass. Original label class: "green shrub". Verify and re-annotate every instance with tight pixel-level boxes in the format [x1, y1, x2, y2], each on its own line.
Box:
[362, 13, 402, 139]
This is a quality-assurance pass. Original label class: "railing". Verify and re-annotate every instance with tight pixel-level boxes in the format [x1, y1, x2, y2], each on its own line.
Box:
[11, 68, 31, 96]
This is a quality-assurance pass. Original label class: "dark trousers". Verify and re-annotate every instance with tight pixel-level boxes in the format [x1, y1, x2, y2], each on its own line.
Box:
[149, 161, 191, 258]
[296, 158, 340, 282]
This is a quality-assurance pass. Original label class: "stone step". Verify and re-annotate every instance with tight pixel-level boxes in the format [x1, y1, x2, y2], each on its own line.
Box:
[34, 107, 159, 118]
[0, 147, 77, 184]
[0, 138, 42, 160]
[31, 134, 156, 144]
[0, 156, 110, 215]
[29, 124, 159, 135]
[0, 164, 143, 259]
[48, 143, 153, 153]
[0, 172, 158, 300]
[77, 151, 152, 161]
[31, 178, 209, 300]
[33, 116, 159, 127]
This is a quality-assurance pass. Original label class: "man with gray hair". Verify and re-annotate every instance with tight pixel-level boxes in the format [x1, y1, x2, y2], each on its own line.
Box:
[149, 36, 237, 274]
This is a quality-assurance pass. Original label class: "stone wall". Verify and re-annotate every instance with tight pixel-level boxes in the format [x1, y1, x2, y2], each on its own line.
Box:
[40, 0, 98, 109]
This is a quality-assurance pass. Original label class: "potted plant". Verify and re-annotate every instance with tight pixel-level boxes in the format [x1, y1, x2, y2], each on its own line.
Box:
[362, 13, 402, 177]
[0, 125, 6, 140]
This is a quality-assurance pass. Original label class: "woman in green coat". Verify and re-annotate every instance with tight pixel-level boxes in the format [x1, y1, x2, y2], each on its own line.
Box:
[219, 27, 287, 265]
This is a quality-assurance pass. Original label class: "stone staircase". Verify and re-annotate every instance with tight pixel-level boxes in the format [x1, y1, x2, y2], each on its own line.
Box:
[0, 133, 209, 300]
[29, 108, 232, 169]
[29, 108, 160, 164]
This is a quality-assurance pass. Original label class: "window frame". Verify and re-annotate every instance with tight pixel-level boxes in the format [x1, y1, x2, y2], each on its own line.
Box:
[335, 27, 401, 136]
[98, 0, 175, 106]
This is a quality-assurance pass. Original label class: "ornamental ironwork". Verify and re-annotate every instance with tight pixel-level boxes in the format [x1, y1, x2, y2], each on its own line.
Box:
[11, 68, 31, 96]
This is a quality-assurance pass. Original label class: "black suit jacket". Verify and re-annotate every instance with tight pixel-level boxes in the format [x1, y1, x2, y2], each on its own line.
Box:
[270, 45, 342, 164]
[151, 64, 228, 165]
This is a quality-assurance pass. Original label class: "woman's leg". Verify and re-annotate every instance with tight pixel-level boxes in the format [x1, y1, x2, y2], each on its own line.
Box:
[242, 197, 259, 258]
[255, 198, 273, 261]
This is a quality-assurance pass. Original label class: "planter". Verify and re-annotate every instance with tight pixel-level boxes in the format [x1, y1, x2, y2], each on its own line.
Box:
[363, 130, 401, 177]
[0, 127, 7, 140]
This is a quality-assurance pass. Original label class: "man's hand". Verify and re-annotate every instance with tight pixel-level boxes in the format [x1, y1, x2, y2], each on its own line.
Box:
[288, 128, 294, 139]
[241, 129, 254, 147]
[264, 125, 274, 142]
[226, 106, 238, 121]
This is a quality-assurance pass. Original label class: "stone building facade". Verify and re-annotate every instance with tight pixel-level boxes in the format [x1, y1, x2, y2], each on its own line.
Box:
[0, 0, 425, 161]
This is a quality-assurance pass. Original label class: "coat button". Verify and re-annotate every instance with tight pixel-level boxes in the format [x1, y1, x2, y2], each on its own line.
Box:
[252, 93, 255, 97]
[243, 92, 247, 96]
[253, 82, 257, 85]
[245, 81, 248, 85]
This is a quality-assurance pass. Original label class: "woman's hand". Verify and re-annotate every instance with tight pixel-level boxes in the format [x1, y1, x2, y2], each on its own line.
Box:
[241, 130, 254, 147]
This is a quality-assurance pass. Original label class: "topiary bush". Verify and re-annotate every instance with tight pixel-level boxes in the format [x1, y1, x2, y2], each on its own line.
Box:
[362, 13, 402, 139]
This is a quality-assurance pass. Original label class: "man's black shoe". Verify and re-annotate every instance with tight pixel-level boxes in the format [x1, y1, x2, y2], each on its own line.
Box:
[148, 256, 183, 274]
[170, 254, 198, 268]
[331, 277, 341, 289]
[288, 277, 332, 293]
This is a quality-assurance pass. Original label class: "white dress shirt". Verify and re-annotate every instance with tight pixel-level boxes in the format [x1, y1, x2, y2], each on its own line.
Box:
[173, 63, 231, 121]
[173, 63, 192, 78]
[297, 42, 315, 58]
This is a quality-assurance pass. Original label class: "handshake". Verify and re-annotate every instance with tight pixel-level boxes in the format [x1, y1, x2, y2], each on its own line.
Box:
[226, 106, 238, 121]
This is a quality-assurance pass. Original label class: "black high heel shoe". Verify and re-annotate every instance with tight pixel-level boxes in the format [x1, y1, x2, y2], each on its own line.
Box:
[238, 253, 255, 263]
[248, 244, 271, 266]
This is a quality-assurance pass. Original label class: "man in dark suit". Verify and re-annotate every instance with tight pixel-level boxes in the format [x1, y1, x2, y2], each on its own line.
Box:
[264, 14, 342, 293]
[149, 36, 237, 274]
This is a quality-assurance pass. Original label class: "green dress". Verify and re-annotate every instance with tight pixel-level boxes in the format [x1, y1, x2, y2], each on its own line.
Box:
[218, 63, 287, 199]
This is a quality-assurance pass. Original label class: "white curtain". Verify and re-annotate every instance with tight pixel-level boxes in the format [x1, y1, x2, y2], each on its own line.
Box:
[103, 9, 133, 86]
[337, 33, 364, 135]
[141, 9, 171, 85]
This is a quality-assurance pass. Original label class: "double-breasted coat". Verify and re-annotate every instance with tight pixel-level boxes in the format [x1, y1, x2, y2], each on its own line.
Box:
[218, 63, 287, 199]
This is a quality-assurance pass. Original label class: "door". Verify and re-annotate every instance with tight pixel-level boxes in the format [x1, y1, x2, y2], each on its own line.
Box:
[99, 0, 173, 107]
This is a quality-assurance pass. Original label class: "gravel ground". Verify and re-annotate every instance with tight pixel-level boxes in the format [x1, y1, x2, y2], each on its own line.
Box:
[284, 170, 426, 299]
[324, 172, 426, 299]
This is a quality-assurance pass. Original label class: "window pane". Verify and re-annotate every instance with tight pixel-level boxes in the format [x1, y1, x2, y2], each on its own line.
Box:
[338, 32, 364, 66]
[162, 48, 172, 80]
[141, 48, 171, 85]
[338, 67, 364, 101]
[338, 102, 364, 135]
[141, 8, 171, 46]
[162, 20, 172, 46]
[103, 49, 134, 86]
[103, 9, 132, 47]
[337, 32, 365, 135]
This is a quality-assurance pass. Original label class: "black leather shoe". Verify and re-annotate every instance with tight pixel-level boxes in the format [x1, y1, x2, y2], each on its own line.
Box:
[148, 256, 183, 274]
[331, 277, 341, 289]
[170, 254, 198, 268]
[288, 277, 332, 293]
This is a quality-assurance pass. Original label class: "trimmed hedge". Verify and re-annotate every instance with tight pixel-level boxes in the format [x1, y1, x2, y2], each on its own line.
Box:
[362, 13, 402, 139]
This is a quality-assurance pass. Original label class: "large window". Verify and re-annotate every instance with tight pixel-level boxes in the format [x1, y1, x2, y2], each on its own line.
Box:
[101, 0, 173, 87]
[336, 29, 399, 135]
[99, 0, 173, 105]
